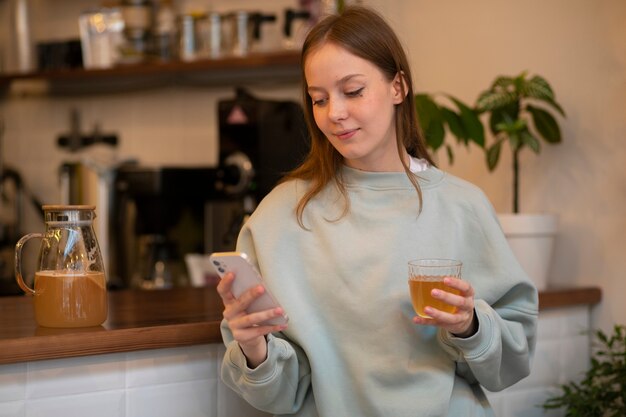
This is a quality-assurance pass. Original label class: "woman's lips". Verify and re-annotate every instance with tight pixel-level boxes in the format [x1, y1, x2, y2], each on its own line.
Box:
[335, 129, 358, 140]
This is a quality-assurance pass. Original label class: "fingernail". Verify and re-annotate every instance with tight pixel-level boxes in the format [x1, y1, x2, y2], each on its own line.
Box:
[432, 289, 440, 297]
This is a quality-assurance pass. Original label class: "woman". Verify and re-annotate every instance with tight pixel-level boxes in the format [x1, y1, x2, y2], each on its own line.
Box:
[217, 6, 538, 417]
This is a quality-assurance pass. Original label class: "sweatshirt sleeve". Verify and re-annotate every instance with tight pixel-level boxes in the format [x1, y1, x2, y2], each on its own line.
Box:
[436, 188, 539, 392]
[220, 322, 313, 414]
[438, 295, 538, 391]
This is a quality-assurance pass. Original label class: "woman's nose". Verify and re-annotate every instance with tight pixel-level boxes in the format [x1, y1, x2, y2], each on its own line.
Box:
[328, 98, 348, 122]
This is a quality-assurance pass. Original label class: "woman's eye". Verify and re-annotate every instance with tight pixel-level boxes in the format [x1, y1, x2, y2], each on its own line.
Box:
[345, 87, 364, 97]
[312, 97, 327, 106]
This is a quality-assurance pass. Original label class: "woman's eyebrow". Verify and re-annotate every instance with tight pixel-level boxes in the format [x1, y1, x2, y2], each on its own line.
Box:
[307, 74, 366, 93]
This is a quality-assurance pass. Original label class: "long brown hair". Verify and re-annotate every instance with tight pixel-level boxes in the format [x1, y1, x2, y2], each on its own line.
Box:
[283, 6, 434, 228]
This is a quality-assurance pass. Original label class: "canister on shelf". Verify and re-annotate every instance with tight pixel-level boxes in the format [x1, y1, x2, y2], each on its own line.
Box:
[120, 0, 153, 62]
[153, 0, 176, 60]
[178, 13, 205, 61]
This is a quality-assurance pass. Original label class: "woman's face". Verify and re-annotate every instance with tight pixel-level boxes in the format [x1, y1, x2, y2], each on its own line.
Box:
[304, 42, 406, 172]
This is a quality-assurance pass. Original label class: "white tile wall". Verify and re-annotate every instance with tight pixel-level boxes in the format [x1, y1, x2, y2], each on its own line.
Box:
[0, 344, 269, 417]
[0, 305, 592, 417]
[126, 380, 217, 417]
[25, 390, 125, 417]
[126, 344, 217, 388]
[26, 352, 126, 399]
[0, 362, 25, 402]
[485, 305, 592, 417]
[0, 401, 25, 417]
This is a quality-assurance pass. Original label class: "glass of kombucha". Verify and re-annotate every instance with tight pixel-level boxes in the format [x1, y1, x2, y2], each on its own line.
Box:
[408, 259, 462, 318]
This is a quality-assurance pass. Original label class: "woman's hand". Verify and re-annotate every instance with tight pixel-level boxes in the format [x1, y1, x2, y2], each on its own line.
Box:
[412, 277, 478, 338]
[217, 272, 288, 367]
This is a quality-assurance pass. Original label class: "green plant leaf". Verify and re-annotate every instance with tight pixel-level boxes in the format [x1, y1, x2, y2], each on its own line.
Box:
[415, 94, 441, 129]
[490, 75, 516, 90]
[543, 325, 626, 416]
[486, 141, 502, 171]
[446, 144, 454, 164]
[488, 104, 520, 135]
[440, 106, 467, 144]
[493, 109, 526, 137]
[512, 72, 528, 94]
[523, 76, 566, 116]
[521, 131, 541, 153]
[449, 97, 485, 147]
[476, 90, 517, 112]
[415, 94, 445, 150]
[508, 132, 521, 151]
[523, 75, 554, 100]
[425, 122, 445, 150]
[527, 104, 562, 143]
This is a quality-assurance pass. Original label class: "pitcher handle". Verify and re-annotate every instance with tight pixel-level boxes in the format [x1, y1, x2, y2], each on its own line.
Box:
[14, 233, 43, 295]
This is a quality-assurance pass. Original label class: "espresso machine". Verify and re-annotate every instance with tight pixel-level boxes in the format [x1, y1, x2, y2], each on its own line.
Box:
[110, 165, 246, 289]
[110, 88, 309, 289]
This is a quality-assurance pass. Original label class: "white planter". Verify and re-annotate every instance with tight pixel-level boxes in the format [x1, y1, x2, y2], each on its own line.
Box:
[498, 213, 559, 291]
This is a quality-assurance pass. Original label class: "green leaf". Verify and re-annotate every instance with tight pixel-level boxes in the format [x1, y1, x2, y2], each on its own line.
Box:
[521, 131, 541, 153]
[415, 94, 445, 150]
[523, 75, 554, 100]
[441, 106, 467, 144]
[527, 104, 562, 143]
[486, 141, 502, 170]
[522, 76, 566, 116]
[446, 144, 454, 164]
[415, 94, 442, 129]
[508, 132, 521, 151]
[476, 90, 517, 112]
[493, 110, 526, 137]
[543, 97, 566, 117]
[490, 75, 516, 90]
[542, 325, 626, 415]
[488, 104, 520, 135]
[424, 122, 445, 150]
[449, 97, 485, 147]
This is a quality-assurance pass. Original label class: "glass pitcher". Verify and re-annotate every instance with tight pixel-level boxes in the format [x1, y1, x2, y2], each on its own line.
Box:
[15, 205, 108, 328]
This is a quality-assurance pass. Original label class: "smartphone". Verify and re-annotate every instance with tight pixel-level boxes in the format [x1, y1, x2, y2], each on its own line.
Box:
[209, 251, 288, 326]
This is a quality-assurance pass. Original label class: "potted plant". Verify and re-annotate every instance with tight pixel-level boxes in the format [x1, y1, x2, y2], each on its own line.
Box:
[415, 72, 566, 289]
[542, 325, 626, 416]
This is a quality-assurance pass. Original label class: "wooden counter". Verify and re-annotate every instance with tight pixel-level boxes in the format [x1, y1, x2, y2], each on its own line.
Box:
[0, 287, 224, 365]
[0, 286, 601, 365]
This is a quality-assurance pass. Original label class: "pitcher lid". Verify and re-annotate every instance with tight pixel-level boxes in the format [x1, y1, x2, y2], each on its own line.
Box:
[42, 205, 96, 211]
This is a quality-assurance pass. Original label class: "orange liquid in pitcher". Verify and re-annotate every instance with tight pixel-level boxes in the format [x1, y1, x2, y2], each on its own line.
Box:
[409, 278, 461, 318]
[33, 271, 107, 328]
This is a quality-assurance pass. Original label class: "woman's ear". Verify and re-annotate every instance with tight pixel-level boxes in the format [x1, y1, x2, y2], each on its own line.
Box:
[391, 71, 409, 104]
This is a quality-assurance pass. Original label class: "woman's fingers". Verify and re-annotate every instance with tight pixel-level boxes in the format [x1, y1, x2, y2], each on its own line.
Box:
[216, 272, 236, 303]
[412, 277, 476, 335]
[229, 307, 286, 328]
[219, 273, 266, 320]
[228, 308, 288, 344]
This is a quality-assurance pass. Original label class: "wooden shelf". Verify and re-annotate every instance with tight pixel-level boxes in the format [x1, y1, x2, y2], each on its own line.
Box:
[0, 50, 301, 93]
[538, 286, 602, 310]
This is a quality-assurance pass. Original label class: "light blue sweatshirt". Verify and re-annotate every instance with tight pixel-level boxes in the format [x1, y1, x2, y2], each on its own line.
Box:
[220, 166, 538, 417]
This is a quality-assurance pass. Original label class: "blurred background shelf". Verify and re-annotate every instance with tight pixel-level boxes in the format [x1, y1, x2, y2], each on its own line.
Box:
[0, 50, 301, 94]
